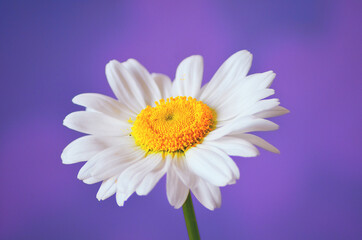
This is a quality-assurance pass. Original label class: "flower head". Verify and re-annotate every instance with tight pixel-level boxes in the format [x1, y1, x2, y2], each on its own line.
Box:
[62, 50, 288, 210]
[132, 96, 215, 153]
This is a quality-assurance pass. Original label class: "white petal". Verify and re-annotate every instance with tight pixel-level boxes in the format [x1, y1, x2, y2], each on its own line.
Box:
[106, 60, 144, 112]
[152, 73, 172, 99]
[244, 98, 280, 116]
[63, 111, 131, 136]
[205, 119, 241, 141]
[207, 71, 277, 123]
[116, 191, 133, 206]
[228, 71, 275, 99]
[245, 71, 276, 89]
[88, 150, 142, 180]
[136, 156, 170, 196]
[122, 59, 162, 105]
[166, 162, 189, 209]
[199, 142, 240, 181]
[72, 93, 137, 120]
[200, 50, 252, 106]
[233, 118, 279, 133]
[77, 158, 97, 181]
[61, 135, 121, 164]
[105, 59, 161, 112]
[172, 55, 203, 98]
[205, 136, 259, 157]
[215, 88, 275, 122]
[116, 153, 163, 194]
[191, 178, 221, 210]
[83, 177, 101, 184]
[185, 144, 237, 186]
[230, 133, 280, 154]
[254, 106, 289, 118]
[172, 154, 197, 189]
[206, 116, 279, 141]
[87, 146, 144, 181]
[97, 176, 117, 201]
[77, 137, 142, 181]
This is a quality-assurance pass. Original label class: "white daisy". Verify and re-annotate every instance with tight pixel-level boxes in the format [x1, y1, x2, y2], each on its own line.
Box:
[62, 50, 288, 210]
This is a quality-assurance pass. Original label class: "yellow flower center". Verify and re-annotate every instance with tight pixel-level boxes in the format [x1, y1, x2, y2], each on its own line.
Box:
[131, 96, 215, 153]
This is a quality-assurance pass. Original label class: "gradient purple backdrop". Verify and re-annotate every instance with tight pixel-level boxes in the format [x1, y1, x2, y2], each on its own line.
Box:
[1, 0, 361, 239]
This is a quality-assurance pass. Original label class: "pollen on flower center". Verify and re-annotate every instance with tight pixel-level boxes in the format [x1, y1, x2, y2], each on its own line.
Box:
[131, 96, 215, 153]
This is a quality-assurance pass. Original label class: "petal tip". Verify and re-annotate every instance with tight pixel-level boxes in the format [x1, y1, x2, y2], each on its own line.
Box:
[193, 55, 204, 61]
[105, 59, 120, 72]
[71, 96, 79, 104]
[126, 58, 139, 65]
[71, 94, 86, 105]
[63, 114, 71, 127]
[60, 152, 70, 164]
[63, 112, 78, 128]
[237, 50, 252, 59]
[185, 54, 203, 61]
[96, 193, 104, 201]
[76, 173, 83, 180]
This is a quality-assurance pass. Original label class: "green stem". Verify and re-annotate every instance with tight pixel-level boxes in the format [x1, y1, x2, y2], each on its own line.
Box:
[182, 192, 200, 240]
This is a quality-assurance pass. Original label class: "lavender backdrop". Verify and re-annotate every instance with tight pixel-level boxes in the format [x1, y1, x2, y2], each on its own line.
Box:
[1, 0, 361, 239]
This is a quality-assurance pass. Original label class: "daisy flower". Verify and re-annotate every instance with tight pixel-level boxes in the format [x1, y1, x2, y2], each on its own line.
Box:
[62, 50, 288, 210]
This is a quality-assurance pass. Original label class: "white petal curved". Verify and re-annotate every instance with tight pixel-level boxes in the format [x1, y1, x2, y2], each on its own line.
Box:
[172, 55, 203, 98]
[152, 73, 172, 99]
[200, 50, 252, 106]
[172, 154, 197, 189]
[116, 191, 133, 206]
[233, 118, 279, 133]
[72, 93, 137, 120]
[63, 111, 131, 136]
[96, 176, 117, 201]
[135, 167, 165, 196]
[106, 60, 145, 112]
[185, 144, 238, 186]
[122, 59, 162, 105]
[106, 59, 161, 111]
[86, 147, 144, 181]
[83, 177, 101, 184]
[191, 178, 221, 210]
[205, 136, 259, 158]
[61, 135, 121, 164]
[77, 137, 141, 181]
[230, 133, 280, 154]
[244, 98, 280, 116]
[215, 88, 275, 123]
[136, 156, 170, 196]
[207, 71, 277, 123]
[199, 143, 240, 182]
[245, 71, 276, 89]
[116, 153, 163, 194]
[254, 106, 289, 118]
[227, 71, 275, 99]
[166, 163, 189, 209]
[206, 116, 279, 141]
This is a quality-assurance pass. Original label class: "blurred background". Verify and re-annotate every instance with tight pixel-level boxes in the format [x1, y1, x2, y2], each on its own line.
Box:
[0, 0, 361, 239]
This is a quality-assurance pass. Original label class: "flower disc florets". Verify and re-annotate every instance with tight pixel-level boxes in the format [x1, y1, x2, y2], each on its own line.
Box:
[131, 96, 215, 153]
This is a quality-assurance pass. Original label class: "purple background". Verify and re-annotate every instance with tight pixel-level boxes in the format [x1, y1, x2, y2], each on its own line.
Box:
[1, 0, 361, 239]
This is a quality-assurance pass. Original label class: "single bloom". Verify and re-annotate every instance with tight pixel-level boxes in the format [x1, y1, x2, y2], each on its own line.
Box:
[62, 50, 289, 210]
